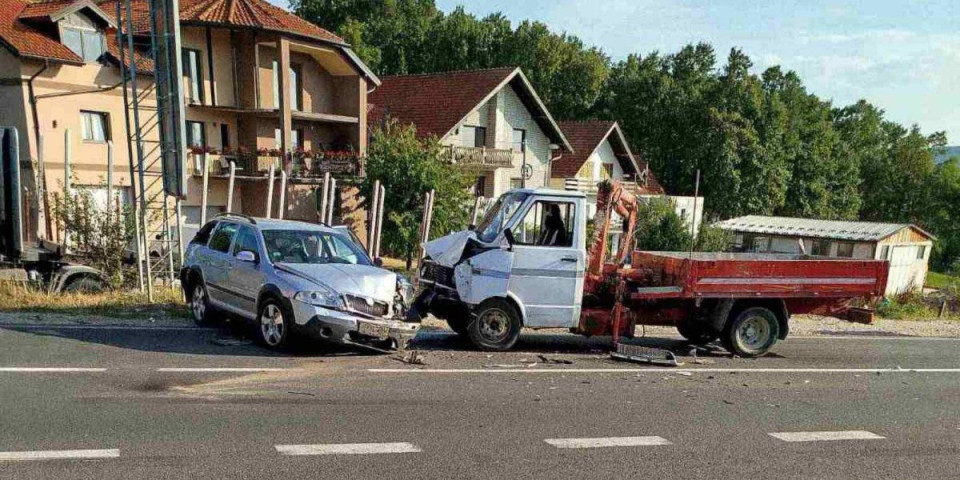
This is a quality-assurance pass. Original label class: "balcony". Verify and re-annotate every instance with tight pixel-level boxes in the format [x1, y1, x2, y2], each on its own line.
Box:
[189, 150, 364, 180]
[563, 177, 648, 196]
[446, 145, 514, 169]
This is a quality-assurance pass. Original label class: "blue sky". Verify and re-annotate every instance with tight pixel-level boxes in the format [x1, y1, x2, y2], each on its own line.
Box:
[273, 0, 959, 142]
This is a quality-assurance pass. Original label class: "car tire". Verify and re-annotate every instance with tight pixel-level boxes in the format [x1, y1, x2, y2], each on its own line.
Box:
[257, 297, 293, 350]
[466, 298, 522, 352]
[63, 276, 106, 294]
[676, 320, 719, 345]
[189, 281, 215, 325]
[721, 306, 780, 357]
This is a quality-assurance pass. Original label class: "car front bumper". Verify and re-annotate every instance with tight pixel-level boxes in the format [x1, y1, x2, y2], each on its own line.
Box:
[290, 299, 420, 350]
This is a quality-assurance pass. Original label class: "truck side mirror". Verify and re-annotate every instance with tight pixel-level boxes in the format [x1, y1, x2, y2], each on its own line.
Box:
[502, 229, 516, 251]
[237, 250, 258, 263]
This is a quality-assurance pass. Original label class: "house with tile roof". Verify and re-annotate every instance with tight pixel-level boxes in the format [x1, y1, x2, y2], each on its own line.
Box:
[0, 0, 379, 243]
[549, 120, 703, 235]
[369, 67, 573, 198]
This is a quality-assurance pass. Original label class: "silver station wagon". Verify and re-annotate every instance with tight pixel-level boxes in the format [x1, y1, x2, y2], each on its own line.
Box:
[180, 214, 419, 351]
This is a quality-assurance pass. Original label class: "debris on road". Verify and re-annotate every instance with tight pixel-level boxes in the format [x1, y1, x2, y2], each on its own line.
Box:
[210, 337, 252, 347]
[394, 350, 427, 365]
[537, 355, 574, 365]
[610, 342, 679, 367]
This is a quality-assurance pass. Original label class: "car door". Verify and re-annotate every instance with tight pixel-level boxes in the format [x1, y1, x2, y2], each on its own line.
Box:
[203, 221, 240, 305]
[225, 225, 266, 317]
[506, 197, 585, 328]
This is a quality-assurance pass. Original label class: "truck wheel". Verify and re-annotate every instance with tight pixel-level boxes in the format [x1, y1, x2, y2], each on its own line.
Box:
[257, 297, 292, 350]
[677, 321, 718, 345]
[467, 299, 521, 351]
[722, 306, 780, 357]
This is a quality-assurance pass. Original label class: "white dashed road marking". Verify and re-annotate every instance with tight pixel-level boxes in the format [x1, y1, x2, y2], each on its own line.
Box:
[276, 443, 422, 456]
[0, 368, 107, 373]
[370, 368, 960, 374]
[0, 449, 120, 461]
[769, 431, 885, 442]
[545, 436, 673, 449]
[155, 368, 301, 373]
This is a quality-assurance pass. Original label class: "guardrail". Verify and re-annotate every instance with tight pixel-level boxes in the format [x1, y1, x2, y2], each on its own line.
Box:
[189, 152, 364, 179]
[446, 145, 514, 168]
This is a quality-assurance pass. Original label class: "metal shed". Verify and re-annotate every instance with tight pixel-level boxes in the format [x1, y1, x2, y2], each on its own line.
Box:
[716, 215, 935, 296]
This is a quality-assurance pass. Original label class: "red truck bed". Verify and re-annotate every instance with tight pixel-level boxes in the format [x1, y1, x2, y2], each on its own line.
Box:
[629, 251, 889, 301]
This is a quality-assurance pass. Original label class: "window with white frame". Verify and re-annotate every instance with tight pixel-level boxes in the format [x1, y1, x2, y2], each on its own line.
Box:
[60, 13, 105, 63]
[183, 48, 204, 105]
[186, 121, 205, 148]
[80, 111, 109, 142]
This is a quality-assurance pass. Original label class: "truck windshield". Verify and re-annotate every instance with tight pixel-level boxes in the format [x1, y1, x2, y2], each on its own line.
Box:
[262, 230, 372, 266]
[475, 192, 529, 243]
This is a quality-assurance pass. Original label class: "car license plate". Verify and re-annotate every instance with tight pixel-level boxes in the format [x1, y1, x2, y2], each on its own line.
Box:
[358, 321, 390, 339]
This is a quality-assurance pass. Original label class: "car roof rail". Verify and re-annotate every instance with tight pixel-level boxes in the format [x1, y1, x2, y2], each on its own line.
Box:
[215, 212, 257, 225]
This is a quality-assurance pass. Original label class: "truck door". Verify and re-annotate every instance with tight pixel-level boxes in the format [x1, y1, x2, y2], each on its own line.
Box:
[506, 198, 584, 328]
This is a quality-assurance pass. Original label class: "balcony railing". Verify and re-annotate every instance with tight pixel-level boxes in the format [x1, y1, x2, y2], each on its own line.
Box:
[189, 151, 364, 179]
[446, 145, 514, 169]
[563, 177, 648, 196]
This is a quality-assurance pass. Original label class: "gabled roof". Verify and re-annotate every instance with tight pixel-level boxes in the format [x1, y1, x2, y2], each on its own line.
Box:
[553, 120, 664, 194]
[21, 0, 114, 26]
[715, 215, 936, 242]
[177, 0, 344, 45]
[369, 67, 573, 152]
[0, 0, 83, 64]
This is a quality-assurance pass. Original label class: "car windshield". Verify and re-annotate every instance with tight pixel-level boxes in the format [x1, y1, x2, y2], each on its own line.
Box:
[475, 191, 529, 243]
[262, 230, 372, 266]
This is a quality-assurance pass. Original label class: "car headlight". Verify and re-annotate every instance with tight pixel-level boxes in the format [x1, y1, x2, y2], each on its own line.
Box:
[396, 275, 415, 306]
[294, 285, 344, 309]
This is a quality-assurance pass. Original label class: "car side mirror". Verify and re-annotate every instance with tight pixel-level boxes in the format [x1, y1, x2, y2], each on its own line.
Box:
[374, 257, 384, 267]
[237, 250, 257, 263]
[501, 229, 515, 251]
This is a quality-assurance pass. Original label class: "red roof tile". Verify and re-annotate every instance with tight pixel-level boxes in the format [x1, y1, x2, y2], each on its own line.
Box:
[554, 120, 664, 194]
[369, 68, 518, 139]
[0, 0, 82, 64]
[177, 0, 343, 44]
[19, 0, 78, 19]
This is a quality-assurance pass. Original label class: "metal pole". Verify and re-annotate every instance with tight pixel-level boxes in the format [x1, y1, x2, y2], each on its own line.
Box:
[689, 170, 700, 258]
[200, 153, 210, 226]
[175, 197, 184, 274]
[472, 196, 483, 225]
[226, 160, 236, 213]
[327, 178, 337, 225]
[63, 129, 71, 249]
[319, 172, 330, 223]
[37, 133, 48, 240]
[106, 141, 114, 223]
[374, 183, 385, 258]
[265, 162, 275, 219]
[278, 170, 287, 220]
[164, 195, 175, 285]
[115, 1, 142, 292]
[367, 179, 380, 254]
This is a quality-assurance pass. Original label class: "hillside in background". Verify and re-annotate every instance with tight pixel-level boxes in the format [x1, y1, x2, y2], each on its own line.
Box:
[937, 146, 960, 164]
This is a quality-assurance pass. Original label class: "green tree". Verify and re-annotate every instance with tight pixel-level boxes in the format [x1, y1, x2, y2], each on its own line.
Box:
[362, 119, 474, 268]
[632, 198, 691, 251]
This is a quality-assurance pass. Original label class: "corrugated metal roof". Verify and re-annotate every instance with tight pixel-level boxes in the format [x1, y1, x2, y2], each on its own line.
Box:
[715, 215, 934, 242]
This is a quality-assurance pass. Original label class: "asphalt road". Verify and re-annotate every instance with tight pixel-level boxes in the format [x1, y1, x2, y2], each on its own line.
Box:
[0, 322, 958, 479]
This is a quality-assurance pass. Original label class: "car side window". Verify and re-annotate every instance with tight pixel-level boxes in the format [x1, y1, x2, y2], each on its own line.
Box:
[208, 223, 239, 253]
[232, 226, 259, 257]
[510, 201, 576, 247]
[192, 221, 218, 246]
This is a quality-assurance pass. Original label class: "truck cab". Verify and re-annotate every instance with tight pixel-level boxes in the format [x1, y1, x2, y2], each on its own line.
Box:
[417, 189, 588, 350]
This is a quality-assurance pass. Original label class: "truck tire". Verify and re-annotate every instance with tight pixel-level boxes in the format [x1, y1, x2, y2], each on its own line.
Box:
[721, 306, 780, 357]
[467, 298, 522, 351]
[676, 320, 719, 345]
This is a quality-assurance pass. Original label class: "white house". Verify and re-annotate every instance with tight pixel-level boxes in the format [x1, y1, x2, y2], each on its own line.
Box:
[717, 215, 935, 296]
[369, 67, 573, 198]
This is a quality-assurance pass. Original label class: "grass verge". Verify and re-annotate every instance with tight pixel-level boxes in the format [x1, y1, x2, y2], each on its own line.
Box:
[0, 283, 188, 319]
[927, 271, 960, 290]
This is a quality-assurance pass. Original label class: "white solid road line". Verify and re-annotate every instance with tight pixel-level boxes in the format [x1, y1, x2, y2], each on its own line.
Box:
[545, 436, 672, 449]
[0, 449, 120, 461]
[0, 367, 107, 373]
[276, 443, 422, 456]
[769, 431, 885, 442]
[155, 368, 302, 373]
[369, 367, 960, 374]
[0, 324, 220, 331]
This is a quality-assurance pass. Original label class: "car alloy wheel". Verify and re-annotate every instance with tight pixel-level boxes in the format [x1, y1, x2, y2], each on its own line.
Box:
[260, 303, 285, 347]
